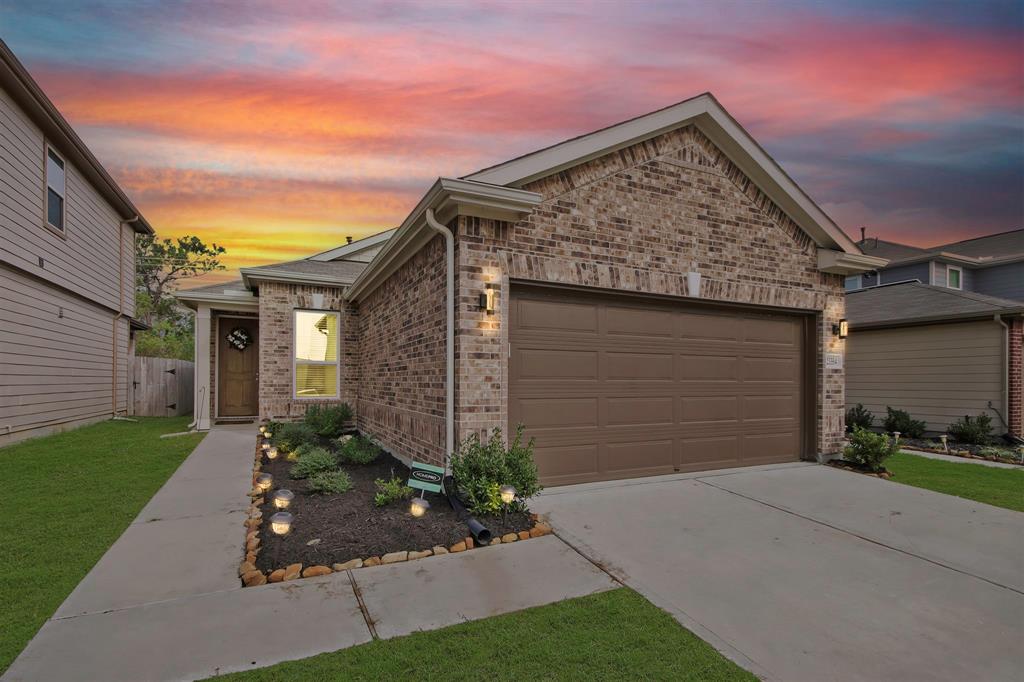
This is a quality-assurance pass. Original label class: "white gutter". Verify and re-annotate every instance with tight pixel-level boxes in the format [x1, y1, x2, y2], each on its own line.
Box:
[424, 208, 455, 463]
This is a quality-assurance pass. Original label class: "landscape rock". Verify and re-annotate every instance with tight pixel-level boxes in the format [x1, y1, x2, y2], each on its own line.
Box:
[530, 522, 553, 537]
[381, 551, 409, 564]
[432, 546, 449, 555]
[238, 561, 257, 576]
[408, 550, 432, 560]
[501, 533, 518, 543]
[449, 541, 467, 553]
[268, 569, 286, 583]
[334, 558, 363, 571]
[283, 563, 303, 581]
[303, 565, 332, 578]
[245, 551, 258, 563]
[242, 570, 266, 587]
[518, 531, 530, 541]
[364, 556, 382, 567]
[246, 537, 260, 551]
[465, 536, 474, 549]
[489, 536, 501, 545]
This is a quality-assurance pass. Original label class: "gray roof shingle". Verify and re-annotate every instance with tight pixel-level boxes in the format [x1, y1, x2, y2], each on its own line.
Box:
[846, 281, 1023, 328]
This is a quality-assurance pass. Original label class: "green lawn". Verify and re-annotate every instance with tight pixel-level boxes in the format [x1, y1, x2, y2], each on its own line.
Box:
[0, 417, 204, 673]
[212, 587, 754, 681]
[887, 452, 1024, 512]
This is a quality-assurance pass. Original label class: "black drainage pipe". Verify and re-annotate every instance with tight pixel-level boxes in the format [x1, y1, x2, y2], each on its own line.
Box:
[445, 477, 492, 545]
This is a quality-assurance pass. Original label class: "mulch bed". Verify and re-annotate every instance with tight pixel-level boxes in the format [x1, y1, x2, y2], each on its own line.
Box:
[899, 438, 1023, 466]
[253, 442, 532, 574]
[827, 459, 893, 478]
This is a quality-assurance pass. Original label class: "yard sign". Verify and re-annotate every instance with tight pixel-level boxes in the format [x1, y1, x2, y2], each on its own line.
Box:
[408, 461, 445, 494]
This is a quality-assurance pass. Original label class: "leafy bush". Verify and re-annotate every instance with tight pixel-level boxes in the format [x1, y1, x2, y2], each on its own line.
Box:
[276, 422, 317, 453]
[303, 403, 353, 439]
[339, 435, 380, 465]
[844, 426, 898, 472]
[374, 476, 414, 507]
[308, 469, 353, 494]
[450, 425, 541, 515]
[883, 407, 926, 439]
[289, 447, 337, 479]
[845, 404, 874, 432]
[947, 414, 993, 445]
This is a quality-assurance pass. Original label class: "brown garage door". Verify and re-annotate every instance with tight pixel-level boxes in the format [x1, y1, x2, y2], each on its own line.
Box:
[509, 285, 809, 486]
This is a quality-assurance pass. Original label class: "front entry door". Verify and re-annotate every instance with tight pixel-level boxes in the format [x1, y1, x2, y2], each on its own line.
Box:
[218, 317, 259, 417]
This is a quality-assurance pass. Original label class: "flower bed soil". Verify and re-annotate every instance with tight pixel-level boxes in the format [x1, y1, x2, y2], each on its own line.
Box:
[899, 438, 1023, 466]
[827, 459, 893, 478]
[252, 443, 533, 574]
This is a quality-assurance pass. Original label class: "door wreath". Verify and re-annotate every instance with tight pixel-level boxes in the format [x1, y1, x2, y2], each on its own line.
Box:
[226, 327, 252, 351]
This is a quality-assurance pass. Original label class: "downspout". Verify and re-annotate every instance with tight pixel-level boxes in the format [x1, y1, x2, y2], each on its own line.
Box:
[113, 216, 141, 418]
[424, 208, 455, 464]
[993, 314, 1011, 434]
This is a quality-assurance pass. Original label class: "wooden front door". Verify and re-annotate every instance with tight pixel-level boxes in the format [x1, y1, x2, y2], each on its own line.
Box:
[218, 317, 259, 417]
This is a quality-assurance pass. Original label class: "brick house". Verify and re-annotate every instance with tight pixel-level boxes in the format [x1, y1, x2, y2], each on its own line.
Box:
[179, 94, 886, 486]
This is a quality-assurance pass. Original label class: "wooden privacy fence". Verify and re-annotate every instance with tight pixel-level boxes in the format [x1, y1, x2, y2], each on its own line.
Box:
[131, 357, 194, 417]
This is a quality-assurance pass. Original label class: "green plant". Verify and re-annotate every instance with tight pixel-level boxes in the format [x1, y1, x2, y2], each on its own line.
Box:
[304, 404, 353, 438]
[882, 407, 926, 439]
[844, 426, 898, 472]
[450, 425, 541, 516]
[289, 447, 338, 479]
[373, 477, 414, 507]
[308, 469, 353, 494]
[844, 404, 874, 432]
[339, 435, 380, 465]
[276, 422, 317, 453]
[947, 414, 993, 445]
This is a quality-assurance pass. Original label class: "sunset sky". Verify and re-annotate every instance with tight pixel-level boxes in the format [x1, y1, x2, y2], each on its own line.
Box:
[2, 0, 1021, 285]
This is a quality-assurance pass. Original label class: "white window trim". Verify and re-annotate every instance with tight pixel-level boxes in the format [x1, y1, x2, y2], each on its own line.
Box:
[44, 143, 67, 237]
[946, 265, 963, 290]
[293, 308, 341, 399]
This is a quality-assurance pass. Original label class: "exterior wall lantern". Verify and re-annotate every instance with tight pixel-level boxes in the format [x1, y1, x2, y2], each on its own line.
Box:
[832, 319, 848, 339]
[479, 283, 496, 314]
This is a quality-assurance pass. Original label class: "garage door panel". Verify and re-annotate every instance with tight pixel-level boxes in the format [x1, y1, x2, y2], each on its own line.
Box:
[605, 352, 673, 381]
[510, 286, 806, 485]
[606, 396, 674, 427]
[516, 348, 598, 380]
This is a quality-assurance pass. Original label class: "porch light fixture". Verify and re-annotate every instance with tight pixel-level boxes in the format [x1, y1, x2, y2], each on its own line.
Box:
[499, 485, 516, 505]
[256, 473, 273, 492]
[479, 283, 496, 314]
[832, 319, 848, 339]
[273, 489, 294, 510]
[410, 497, 430, 518]
[267, 446, 279, 460]
[270, 511, 293, 535]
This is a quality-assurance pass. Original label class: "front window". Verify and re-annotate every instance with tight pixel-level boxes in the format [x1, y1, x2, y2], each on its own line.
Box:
[46, 147, 65, 231]
[947, 266, 962, 290]
[294, 310, 339, 398]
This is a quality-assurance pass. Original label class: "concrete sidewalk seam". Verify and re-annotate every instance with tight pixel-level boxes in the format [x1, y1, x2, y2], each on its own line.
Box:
[348, 569, 378, 640]
[49, 584, 246, 621]
[697, 476, 1024, 596]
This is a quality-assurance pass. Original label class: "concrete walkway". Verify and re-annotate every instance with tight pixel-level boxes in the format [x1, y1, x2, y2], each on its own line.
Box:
[900, 447, 1023, 469]
[533, 463, 1024, 682]
[4, 425, 614, 682]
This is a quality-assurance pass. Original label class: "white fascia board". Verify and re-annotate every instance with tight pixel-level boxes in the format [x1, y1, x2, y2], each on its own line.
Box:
[308, 229, 398, 262]
[345, 178, 541, 302]
[465, 92, 861, 254]
[175, 292, 259, 312]
[240, 268, 355, 289]
[818, 249, 889, 275]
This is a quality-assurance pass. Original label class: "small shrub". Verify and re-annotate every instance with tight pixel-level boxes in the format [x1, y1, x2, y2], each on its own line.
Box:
[845, 404, 874, 432]
[450, 425, 541, 516]
[844, 426, 898, 472]
[373, 476, 414, 507]
[339, 435, 380, 465]
[304, 403, 353, 439]
[883, 407, 926, 439]
[290, 447, 337, 479]
[276, 422, 317, 453]
[308, 469, 353, 494]
[947, 414, 993, 445]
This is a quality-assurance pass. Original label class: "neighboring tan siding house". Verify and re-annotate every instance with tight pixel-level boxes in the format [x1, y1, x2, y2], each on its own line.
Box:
[0, 40, 153, 446]
[846, 282, 1023, 437]
[180, 93, 885, 486]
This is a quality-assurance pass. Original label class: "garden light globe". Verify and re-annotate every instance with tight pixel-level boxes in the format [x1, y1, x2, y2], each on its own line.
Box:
[410, 497, 430, 518]
[264, 431, 272, 439]
[499, 485, 516, 505]
[256, 473, 273, 491]
[258, 425, 266, 435]
[273, 489, 294, 510]
[270, 512, 293, 535]
[267, 446, 279, 460]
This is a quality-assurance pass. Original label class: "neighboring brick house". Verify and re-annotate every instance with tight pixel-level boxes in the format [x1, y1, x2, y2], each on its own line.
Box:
[179, 93, 886, 486]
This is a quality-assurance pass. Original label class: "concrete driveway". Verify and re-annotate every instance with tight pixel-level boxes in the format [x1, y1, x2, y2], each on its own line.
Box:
[531, 462, 1024, 682]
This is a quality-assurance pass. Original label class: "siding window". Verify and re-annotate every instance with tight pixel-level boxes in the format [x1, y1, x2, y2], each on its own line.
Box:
[844, 275, 863, 291]
[45, 147, 66, 231]
[947, 266, 962, 290]
[294, 310, 339, 398]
